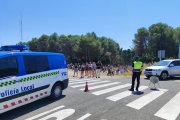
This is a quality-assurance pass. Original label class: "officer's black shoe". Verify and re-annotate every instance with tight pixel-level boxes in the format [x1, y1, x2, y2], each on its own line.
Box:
[136, 89, 139, 91]
[129, 88, 134, 91]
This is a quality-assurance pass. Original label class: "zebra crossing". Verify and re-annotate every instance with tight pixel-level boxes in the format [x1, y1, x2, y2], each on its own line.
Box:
[92, 83, 131, 95]
[71, 81, 109, 88]
[69, 78, 180, 120]
[126, 88, 168, 110]
[106, 86, 148, 101]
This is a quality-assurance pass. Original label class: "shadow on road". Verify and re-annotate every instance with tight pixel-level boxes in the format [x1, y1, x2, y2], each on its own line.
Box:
[132, 91, 144, 95]
[0, 95, 66, 120]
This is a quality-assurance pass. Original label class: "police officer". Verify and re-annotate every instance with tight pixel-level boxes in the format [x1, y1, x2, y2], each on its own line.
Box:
[129, 56, 143, 91]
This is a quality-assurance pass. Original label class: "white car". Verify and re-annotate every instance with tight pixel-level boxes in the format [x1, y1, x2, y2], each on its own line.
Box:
[144, 59, 180, 80]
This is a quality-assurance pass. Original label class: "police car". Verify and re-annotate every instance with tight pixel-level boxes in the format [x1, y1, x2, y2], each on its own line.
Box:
[0, 51, 68, 113]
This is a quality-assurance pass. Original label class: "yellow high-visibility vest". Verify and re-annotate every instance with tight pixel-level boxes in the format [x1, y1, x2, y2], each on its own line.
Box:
[133, 61, 143, 69]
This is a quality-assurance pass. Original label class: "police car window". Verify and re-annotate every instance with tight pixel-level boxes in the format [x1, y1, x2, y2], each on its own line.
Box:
[0, 56, 18, 78]
[23, 55, 49, 74]
[48, 55, 65, 69]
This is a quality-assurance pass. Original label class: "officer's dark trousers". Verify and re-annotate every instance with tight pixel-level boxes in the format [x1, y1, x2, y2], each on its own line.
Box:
[131, 72, 141, 90]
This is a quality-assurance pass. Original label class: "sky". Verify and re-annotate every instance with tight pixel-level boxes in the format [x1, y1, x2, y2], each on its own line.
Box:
[0, 0, 180, 50]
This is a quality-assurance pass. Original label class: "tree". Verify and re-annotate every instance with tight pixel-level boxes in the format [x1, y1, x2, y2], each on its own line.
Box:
[28, 38, 38, 51]
[121, 49, 134, 65]
[174, 27, 180, 44]
[133, 27, 149, 57]
[148, 23, 176, 59]
[36, 34, 49, 51]
[48, 33, 60, 52]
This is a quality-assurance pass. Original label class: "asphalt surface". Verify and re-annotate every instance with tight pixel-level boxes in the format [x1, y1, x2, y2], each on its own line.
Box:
[1, 75, 180, 120]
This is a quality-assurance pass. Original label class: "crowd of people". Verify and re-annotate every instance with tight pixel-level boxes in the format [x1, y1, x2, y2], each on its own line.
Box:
[68, 61, 102, 78]
[68, 55, 144, 92]
[67, 62, 129, 78]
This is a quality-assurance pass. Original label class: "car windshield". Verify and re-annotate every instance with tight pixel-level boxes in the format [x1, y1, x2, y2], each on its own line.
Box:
[154, 61, 171, 66]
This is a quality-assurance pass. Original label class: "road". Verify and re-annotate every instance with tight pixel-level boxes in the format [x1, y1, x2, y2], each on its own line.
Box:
[1, 75, 180, 120]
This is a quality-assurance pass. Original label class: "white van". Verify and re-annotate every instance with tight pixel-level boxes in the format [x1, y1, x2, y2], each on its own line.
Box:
[0, 51, 68, 114]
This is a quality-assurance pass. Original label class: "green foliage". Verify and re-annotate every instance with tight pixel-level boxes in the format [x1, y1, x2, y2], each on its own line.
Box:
[133, 27, 149, 57]
[133, 23, 179, 62]
[24, 32, 122, 64]
[121, 49, 134, 65]
[149, 23, 176, 58]
[174, 27, 180, 44]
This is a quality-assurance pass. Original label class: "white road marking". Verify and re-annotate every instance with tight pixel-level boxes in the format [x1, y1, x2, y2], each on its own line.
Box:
[106, 86, 148, 101]
[25, 105, 65, 120]
[92, 83, 131, 95]
[69, 78, 93, 82]
[71, 81, 109, 88]
[127, 89, 168, 110]
[39, 109, 75, 120]
[80, 82, 120, 90]
[155, 92, 180, 120]
[69, 80, 102, 85]
[77, 113, 92, 120]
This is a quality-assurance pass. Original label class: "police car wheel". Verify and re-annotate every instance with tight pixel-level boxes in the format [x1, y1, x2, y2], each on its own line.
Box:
[51, 84, 62, 99]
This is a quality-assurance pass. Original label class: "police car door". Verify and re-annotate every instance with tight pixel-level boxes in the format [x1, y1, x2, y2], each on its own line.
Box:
[0, 56, 24, 111]
[22, 55, 50, 98]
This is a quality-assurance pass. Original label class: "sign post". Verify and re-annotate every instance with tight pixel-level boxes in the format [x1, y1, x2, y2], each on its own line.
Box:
[158, 50, 165, 61]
